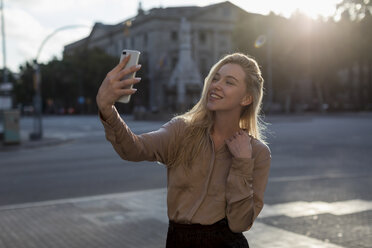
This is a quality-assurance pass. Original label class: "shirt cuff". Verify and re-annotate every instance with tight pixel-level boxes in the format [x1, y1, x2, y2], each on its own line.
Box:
[98, 107, 123, 131]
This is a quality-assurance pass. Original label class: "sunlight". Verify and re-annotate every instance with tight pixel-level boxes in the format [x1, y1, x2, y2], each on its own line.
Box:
[234, 0, 342, 19]
[283, 0, 339, 19]
[281, 0, 343, 19]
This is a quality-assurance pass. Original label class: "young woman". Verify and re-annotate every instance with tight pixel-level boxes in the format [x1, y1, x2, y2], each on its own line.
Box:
[97, 53, 271, 248]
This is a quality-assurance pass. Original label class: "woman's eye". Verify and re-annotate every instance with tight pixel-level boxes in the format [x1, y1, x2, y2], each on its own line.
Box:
[226, 81, 234, 85]
[212, 77, 218, 82]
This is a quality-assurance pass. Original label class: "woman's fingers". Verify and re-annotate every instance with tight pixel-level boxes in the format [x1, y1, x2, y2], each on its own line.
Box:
[118, 88, 138, 96]
[105, 55, 130, 79]
[117, 64, 142, 80]
[117, 77, 141, 89]
[227, 130, 250, 143]
[96, 56, 142, 112]
[225, 130, 252, 158]
[113, 54, 131, 73]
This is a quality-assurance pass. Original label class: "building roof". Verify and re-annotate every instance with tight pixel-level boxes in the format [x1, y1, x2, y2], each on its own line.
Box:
[64, 1, 256, 51]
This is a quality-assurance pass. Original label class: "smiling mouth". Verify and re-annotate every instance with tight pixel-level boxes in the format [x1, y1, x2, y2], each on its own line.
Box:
[209, 92, 223, 100]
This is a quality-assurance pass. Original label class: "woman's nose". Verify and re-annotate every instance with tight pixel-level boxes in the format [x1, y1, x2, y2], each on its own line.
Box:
[211, 80, 222, 90]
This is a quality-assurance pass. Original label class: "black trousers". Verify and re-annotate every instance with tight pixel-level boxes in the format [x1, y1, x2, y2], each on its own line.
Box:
[166, 218, 249, 248]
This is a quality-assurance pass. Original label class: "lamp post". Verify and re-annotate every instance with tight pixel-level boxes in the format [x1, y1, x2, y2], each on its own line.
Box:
[30, 25, 90, 140]
[0, 0, 7, 84]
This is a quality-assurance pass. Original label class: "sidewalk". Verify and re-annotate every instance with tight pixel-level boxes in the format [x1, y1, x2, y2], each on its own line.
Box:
[0, 188, 345, 248]
[0, 125, 73, 152]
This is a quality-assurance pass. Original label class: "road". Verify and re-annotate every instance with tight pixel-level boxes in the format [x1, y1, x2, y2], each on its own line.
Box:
[0, 111, 371, 247]
[0, 115, 168, 205]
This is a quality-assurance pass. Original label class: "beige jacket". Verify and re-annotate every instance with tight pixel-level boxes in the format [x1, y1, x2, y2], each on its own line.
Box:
[100, 107, 271, 233]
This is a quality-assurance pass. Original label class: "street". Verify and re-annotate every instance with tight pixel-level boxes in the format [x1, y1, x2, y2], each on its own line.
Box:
[0, 115, 168, 205]
[0, 112, 371, 247]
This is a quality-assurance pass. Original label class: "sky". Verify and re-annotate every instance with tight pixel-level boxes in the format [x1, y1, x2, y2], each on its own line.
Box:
[2, 0, 342, 74]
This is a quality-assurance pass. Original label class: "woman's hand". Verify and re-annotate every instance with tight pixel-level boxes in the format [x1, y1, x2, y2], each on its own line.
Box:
[225, 130, 252, 159]
[96, 54, 142, 118]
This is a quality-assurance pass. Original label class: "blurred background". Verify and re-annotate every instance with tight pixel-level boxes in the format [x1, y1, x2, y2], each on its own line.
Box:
[0, 1, 371, 248]
[1, 0, 371, 118]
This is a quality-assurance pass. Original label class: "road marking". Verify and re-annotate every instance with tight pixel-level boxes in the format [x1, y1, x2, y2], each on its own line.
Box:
[260, 199, 372, 218]
[0, 188, 168, 211]
[245, 222, 345, 248]
[269, 173, 370, 182]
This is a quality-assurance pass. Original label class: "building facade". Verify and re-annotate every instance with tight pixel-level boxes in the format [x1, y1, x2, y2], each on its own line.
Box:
[64, 1, 253, 113]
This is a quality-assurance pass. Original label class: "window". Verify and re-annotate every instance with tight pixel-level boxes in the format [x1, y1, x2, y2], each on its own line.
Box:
[172, 56, 178, 70]
[200, 58, 208, 78]
[219, 36, 227, 48]
[171, 31, 178, 41]
[199, 31, 207, 44]
[144, 33, 148, 46]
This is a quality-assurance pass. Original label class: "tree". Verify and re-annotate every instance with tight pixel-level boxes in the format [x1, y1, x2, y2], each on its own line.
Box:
[41, 47, 118, 114]
[336, 0, 372, 20]
[232, 8, 372, 113]
[335, 0, 372, 110]
[14, 63, 35, 109]
[16, 48, 118, 114]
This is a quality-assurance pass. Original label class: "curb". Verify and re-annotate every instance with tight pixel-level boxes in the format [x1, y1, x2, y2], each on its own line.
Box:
[0, 137, 74, 152]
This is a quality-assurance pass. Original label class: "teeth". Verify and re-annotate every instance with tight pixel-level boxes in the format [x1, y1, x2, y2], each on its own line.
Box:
[210, 93, 222, 99]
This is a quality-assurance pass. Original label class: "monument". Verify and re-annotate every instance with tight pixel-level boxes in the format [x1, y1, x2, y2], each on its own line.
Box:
[168, 18, 202, 112]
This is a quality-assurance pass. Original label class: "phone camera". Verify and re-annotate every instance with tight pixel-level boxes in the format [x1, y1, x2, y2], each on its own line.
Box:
[123, 51, 127, 55]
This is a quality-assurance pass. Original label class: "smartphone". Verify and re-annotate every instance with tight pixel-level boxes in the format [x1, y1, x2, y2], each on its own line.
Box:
[116, 49, 141, 104]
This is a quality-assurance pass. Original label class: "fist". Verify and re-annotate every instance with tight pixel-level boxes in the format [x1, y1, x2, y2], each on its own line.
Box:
[225, 130, 252, 158]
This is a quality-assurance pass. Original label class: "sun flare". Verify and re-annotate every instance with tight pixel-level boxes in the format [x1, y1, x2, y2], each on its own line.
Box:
[280, 0, 342, 19]
[235, 0, 342, 19]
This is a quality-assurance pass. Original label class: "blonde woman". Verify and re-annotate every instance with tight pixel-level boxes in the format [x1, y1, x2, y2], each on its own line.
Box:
[97, 53, 271, 248]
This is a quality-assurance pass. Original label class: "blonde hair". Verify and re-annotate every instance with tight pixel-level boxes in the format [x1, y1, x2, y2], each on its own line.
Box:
[168, 53, 269, 168]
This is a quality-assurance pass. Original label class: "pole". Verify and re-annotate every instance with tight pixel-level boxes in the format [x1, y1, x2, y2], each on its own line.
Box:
[30, 25, 90, 140]
[0, 0, 7, 84]
[30, 63, 42, 140]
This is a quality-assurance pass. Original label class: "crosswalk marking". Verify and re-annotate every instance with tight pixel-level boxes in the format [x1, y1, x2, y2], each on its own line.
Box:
[260, 199, 372, 218]
[245, 222, 345, 248]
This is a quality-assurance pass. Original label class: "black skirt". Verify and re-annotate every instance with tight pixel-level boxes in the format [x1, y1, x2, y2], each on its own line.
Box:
[166, 218, 249, 248]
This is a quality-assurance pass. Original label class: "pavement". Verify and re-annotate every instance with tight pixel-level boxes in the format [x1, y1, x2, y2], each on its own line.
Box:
[0, 187, 357, 248]
[1, 112, 372, 248]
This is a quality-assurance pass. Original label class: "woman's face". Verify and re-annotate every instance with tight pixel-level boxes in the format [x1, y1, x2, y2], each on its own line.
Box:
[206, 63, 251, 113]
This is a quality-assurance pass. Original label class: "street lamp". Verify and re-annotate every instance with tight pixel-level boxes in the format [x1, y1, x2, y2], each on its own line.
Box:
[30, 25, 91, 140]
[0, 0, 7, 84]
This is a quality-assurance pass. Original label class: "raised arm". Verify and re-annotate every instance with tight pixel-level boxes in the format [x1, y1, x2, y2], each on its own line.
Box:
[96, 54, 183, 164]
[99, 107, 183, 164]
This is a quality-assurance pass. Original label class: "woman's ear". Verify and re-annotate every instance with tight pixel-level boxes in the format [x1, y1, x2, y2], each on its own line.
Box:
[241, 95, 253, 106]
